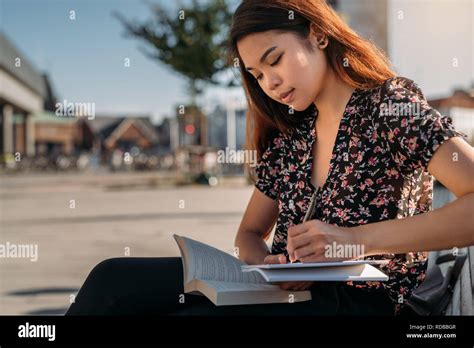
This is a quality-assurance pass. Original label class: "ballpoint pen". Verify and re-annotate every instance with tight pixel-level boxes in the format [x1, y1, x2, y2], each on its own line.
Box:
[285, 186, 321, 263]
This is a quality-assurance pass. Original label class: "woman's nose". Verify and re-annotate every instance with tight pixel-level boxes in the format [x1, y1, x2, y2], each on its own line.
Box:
[266, 75, 282, 91]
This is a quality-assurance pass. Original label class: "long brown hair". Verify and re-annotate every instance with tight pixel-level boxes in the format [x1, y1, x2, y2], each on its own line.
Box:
[228, 0, 395, 162]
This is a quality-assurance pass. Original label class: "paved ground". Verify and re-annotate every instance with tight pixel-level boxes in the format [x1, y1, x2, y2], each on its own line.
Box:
[0, 172, 452, 315]
[0, 172, 256, 315]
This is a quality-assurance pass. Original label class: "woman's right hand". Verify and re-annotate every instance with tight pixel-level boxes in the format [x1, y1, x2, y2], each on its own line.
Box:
[263, 254, 314, 291]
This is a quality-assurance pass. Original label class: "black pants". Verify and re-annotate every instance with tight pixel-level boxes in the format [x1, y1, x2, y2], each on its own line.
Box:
[65, 257, 395, 316]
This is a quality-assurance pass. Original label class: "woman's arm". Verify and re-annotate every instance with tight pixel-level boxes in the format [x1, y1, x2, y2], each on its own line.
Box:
[234, 188, 278, 265]
[236, 188, 315, 291]
[357, 136, 474, 255]
[358, 192, 474, 255]
[287, 137, 474, 262]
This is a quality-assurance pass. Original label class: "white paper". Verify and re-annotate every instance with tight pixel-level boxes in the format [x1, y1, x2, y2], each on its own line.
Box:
[242, 263, 389, 282]
[242, 259, 389, 270]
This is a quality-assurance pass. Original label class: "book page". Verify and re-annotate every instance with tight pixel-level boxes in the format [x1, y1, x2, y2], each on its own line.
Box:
[242, 260, 390, 270]
[243, 264, 388, 282]
[203, 280, 281, 292]
[174, 235, 267, 284]
[193, 279, 312, 306]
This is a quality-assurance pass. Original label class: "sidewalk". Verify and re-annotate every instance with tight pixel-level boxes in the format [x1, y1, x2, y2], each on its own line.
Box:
[0, 172, 254, 315]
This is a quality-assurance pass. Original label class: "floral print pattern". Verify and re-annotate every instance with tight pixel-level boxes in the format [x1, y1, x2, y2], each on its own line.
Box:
[254, 76, 468, 314]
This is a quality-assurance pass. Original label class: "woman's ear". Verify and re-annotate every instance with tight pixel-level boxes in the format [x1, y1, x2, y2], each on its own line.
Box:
[318, 36, 328, 49]
[309, 23, 328, 50]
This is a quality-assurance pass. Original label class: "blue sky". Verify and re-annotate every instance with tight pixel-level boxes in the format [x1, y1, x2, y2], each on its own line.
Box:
[1, 0, 242, 124]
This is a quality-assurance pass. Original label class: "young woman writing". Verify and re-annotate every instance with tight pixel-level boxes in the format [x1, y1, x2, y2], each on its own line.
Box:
[66, 0, 473, 316]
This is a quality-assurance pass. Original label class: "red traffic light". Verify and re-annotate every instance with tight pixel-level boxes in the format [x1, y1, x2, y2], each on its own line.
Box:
[185, 124, 195, 135]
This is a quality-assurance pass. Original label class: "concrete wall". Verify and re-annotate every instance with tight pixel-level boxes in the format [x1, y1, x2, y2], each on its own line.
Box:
[0, 70, 43, 114]
[337, 0, 389, 55]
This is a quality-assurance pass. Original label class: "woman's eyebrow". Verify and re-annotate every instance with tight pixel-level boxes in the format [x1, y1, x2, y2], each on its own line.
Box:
[245, 46, 278, 71]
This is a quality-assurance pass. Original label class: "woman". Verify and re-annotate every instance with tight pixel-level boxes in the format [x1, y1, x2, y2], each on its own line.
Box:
[66, 0, 473, 316]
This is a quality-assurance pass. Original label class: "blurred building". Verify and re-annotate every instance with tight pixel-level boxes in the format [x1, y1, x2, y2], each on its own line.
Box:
[33, 112, 95, 156]
[428, 87, 474, 145]
[0, 32, 96, 159]
[336, 0, 472, 98]
[0, 32, 47, 157]
[207, 105, 227, 150]
[333, 0, 388, 55]
[207, 103, 247, 151]
[89, 115, 159, 160]
[154, 117, 172, 154]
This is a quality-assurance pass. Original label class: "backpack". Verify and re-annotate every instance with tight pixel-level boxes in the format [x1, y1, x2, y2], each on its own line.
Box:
[403, 252, 468, 316]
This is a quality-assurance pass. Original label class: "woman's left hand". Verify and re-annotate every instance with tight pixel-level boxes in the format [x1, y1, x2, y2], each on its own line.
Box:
[286, 220, 364, 263]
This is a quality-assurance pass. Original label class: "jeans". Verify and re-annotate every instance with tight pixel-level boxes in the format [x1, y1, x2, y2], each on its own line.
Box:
[65, 257, 395, 316]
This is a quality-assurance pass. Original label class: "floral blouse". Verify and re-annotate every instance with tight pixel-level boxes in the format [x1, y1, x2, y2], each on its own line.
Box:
[254, 76, 468, 313]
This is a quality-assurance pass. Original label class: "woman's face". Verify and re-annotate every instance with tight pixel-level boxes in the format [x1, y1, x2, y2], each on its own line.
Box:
[237, 30, 328, 111]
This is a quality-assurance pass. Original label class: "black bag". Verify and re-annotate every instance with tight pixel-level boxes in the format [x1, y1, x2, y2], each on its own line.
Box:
[403, 253, 467, 316]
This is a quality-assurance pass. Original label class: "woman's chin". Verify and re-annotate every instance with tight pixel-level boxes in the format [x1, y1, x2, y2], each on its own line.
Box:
[287, 101, 311, 112]
[276, 97, 309, 112]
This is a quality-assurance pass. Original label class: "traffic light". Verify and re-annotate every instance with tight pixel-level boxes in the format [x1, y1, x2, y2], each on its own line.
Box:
[185, 124, 195, 135]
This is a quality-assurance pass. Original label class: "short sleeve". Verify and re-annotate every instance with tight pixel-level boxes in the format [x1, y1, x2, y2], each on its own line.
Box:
[253, 136, 285, 200]
[376, 77, 468, 174]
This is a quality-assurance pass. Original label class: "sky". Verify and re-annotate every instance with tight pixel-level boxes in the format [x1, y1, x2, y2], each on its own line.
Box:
[1, 0, 472, 125]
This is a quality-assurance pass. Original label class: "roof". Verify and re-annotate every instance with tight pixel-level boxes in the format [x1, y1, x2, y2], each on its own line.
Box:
[88, 116, 124, 136]
[32, 111, 78, 124]
[429, 89, 474, 110]
[12, 111, 77, 125]
[89, 115, 159, 143]
[0, 32, 46, 98]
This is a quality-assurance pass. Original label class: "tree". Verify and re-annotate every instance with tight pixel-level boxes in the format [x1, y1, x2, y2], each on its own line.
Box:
[113, 0, 236, 106]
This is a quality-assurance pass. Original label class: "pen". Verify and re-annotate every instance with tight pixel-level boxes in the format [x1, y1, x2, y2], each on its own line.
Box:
[303, 186, 320, 223]
[286, 186, 321, 263]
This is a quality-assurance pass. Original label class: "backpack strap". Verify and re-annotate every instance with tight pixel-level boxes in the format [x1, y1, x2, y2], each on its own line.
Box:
[435, 252, 467, 290]
[435, 253, 457, 264]
[447, 253, 467, 291]
[404, 252, 467, 316]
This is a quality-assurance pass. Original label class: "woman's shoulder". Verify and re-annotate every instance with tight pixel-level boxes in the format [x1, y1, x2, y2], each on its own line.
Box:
[368, 76, 426, 105]
[364, 76, 467, 173]
[381, 76, 426, 100]
[380, 75, 419, 90]
[363, 76, 429, 123]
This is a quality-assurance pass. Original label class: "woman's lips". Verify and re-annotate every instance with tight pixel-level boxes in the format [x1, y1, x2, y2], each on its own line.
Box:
[280, 88, 295, 103]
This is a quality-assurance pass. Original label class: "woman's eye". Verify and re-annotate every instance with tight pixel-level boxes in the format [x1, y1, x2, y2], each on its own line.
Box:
[270, 54, 283, 66]
[254, 54, 283, 81]
[255, 53, 283, 81]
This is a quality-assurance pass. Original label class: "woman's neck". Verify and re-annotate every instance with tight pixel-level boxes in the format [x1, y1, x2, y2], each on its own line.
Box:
[313, 70, 355, 127]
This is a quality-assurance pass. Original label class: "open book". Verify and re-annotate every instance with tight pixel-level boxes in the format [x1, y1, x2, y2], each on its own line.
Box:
[173, 234, 312, 306]
[173, 235, 388, 306]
